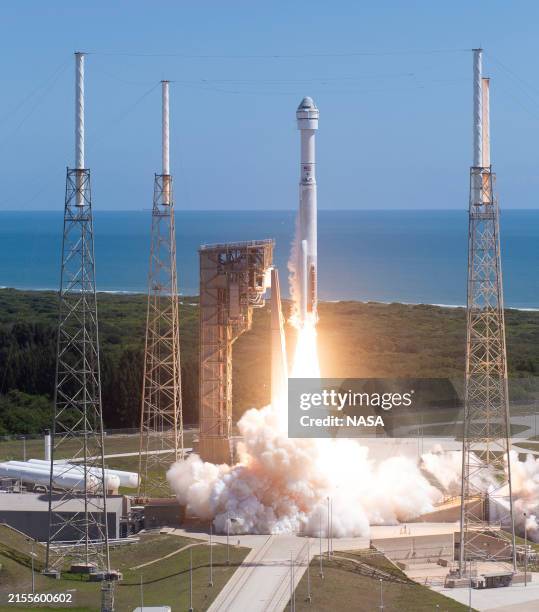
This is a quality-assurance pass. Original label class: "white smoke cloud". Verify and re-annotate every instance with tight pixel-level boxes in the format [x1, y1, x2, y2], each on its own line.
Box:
[420, 446, 539, 542]
[168, 405, 539, 541]
[168, 401, 443, 537]
[509, 451, 539, 541]
[165, 209, 539, 543]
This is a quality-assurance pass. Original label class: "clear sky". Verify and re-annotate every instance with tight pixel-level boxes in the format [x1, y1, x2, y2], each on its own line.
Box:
[0, 1, 538, 211]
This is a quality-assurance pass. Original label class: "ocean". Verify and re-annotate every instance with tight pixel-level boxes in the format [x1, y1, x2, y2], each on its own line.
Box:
[0, 210, 538, 308]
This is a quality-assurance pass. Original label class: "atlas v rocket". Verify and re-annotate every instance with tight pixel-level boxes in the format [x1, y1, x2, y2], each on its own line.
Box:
[296, 96, 319, 323]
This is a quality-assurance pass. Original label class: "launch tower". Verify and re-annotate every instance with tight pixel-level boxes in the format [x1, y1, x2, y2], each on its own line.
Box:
[45, 52, 115, 610]
[138, 81, 184, 496]
[459, 49, 516, 575]
[198, 240, 273, 464]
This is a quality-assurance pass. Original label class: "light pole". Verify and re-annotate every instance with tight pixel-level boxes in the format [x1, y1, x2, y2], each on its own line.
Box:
[226, 511, 230, 565]
[306, 540, 312, 604]
[29, 539, 35, 594]
[189, 547, 194, 612]
[22, 436, 26, 462]
[468, 561, 473, 612]
[318, 511, 323, 579]
[524, 511, 528, 587]
[290, 551, 296, 612]
[330, 497, 333, 555]
[379, 578, 384, 611]
[209, 521, 214, 587]
[326, 497, 330, 559]
[139, 573, 144, 611]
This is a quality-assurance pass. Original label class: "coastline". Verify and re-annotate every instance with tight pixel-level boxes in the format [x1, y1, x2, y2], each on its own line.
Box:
[1, 286, 538, 311]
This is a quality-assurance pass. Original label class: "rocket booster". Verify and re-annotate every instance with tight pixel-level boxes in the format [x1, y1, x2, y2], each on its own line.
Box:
[296, 96, 319, 323]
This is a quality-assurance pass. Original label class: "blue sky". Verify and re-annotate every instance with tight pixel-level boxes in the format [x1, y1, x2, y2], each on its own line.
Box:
[0, 1, 538, 210]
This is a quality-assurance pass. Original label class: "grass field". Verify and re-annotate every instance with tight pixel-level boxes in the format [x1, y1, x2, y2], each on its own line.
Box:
[0, 528, 248, 611]
[292, 551, 474, 612]
[0, 430, 197, 463]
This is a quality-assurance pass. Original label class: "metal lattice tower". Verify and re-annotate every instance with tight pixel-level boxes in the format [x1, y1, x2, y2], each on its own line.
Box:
[138, 81, 184, 497]
[459, 49, 516, 575]
[45, 54, 112, 591]
[198, 240, 273, 464]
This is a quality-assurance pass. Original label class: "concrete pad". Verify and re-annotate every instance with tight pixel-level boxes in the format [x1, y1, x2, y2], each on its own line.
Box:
[432, 572, 539, 611]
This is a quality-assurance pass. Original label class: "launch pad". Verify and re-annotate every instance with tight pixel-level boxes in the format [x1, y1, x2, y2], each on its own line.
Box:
[198, 240, 274, 464]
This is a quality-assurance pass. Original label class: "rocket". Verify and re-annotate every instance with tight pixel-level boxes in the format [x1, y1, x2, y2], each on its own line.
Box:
[296, 96, 319, 323]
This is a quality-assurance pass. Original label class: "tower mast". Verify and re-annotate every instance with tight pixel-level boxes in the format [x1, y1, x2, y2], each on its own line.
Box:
[138, 81, 184, 496]
[459, 49, 516, 576]
[45, 53, 114, 608]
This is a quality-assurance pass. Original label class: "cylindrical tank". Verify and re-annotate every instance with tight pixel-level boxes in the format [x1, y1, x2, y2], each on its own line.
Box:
[3, 461, 120, 492]
[28, 459, 139, 488]
[0, 462, 99, 491]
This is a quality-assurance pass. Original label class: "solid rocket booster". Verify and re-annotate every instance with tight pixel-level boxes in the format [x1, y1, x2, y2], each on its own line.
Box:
[296, 97, 319, 322]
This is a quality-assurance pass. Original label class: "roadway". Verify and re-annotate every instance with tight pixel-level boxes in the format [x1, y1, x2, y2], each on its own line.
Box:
[172, 526, 369, 612]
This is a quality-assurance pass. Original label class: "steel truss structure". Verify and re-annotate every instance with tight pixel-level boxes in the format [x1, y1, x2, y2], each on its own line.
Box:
[45, 168, 111, 581]
[198, 240, 273, 464]
[138, 172, 184, 496]
[459, 56, 516, 574]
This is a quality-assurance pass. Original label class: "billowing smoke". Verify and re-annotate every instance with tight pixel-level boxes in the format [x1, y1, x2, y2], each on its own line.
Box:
[166, 216, 539, 541]
[168, 415, 539, 540]
[421, 446, 539, 542]
[168, 402, 442, 537]
[508, 451, 539, 541]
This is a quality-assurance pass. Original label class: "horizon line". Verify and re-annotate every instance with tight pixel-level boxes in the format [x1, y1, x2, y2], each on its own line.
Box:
[1, 208, 539, 213]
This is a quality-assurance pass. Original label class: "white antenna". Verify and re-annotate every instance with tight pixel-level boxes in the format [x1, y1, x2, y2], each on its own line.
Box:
[75, 52, 85, 170]
[481, 77, 490, 168]
[472, 48, 482, 168]
[162, 80, 170, 175]
[161, 80, 171, 205]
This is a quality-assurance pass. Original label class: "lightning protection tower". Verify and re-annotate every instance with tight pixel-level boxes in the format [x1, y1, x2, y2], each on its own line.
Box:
[138, 81, 184, 497]
[45, 52, 115, 610]
[459, 49, 516, 575]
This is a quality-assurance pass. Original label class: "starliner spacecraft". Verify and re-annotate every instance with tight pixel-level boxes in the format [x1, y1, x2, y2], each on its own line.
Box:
[296, 96, 319, 323]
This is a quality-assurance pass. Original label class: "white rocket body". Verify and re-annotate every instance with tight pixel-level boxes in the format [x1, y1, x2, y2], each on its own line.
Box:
[296, 97, 319, 323]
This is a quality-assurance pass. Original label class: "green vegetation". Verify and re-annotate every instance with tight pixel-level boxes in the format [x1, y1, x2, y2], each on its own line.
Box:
[0, 289, 538, 434]
[0, 528, 248, 611]
[292, 550, 474, 611]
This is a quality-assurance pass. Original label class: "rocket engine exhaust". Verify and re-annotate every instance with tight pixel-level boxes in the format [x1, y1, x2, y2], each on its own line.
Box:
[296, 97, 319, 324]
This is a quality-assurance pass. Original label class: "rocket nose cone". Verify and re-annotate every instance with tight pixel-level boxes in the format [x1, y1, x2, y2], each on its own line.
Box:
[297, 96, 316, 111]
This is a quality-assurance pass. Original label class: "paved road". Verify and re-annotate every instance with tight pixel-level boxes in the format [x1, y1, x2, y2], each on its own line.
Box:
[172, 527, 369, 612]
